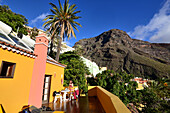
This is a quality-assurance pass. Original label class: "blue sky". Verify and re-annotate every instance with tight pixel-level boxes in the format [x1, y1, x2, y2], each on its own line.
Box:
[0, 0, 170, 46]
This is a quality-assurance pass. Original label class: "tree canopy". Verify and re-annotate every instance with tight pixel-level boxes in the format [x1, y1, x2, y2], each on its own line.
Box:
[88, 70, 170, 112]
[43, 0, 82, 61]
[141, 79, 170, 112]
[88, 70, 141, 105]
[0, 5, 28, 35]
[59, 51, 90, 95]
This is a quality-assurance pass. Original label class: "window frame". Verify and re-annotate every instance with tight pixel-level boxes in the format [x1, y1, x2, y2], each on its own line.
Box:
[0, 61, 16, 78]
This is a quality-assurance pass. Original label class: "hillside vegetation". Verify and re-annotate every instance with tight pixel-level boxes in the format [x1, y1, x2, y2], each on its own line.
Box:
[74, 29, 170, 79]
[0, 5, 28, 35]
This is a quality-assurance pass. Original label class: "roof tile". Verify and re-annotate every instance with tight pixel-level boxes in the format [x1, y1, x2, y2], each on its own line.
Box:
[0, 40, 37, 58]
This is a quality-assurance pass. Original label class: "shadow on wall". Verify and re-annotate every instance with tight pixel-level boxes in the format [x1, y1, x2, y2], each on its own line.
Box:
[88, 86, 131, 113]
[0, 104, 6, 113]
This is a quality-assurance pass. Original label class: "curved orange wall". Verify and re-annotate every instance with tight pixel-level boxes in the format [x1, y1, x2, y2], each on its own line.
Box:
[0, 48, 35, 113]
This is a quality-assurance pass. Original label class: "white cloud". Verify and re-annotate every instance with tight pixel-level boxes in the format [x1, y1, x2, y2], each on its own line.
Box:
[129, 0, 170, 43]
[30, 13, 49, 25]
[63, 40, 74, 47]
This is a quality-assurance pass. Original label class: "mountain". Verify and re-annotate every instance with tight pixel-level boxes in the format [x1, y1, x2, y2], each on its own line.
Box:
[74, 29, 170, 79]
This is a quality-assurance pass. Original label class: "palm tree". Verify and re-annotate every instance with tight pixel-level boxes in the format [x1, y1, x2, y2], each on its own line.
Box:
[43, 0, 82, 61]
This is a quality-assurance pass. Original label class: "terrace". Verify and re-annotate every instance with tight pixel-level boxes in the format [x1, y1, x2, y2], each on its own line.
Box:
[43, 86, 130, 113]
[43, 96, 104, 113]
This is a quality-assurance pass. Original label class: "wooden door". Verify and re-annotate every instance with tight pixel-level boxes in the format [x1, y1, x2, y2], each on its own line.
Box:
[42, 75, 51, 104]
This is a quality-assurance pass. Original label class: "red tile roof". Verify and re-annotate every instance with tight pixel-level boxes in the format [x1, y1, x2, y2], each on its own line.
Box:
[0, 41, 37, 58]
[0, 40, 66, 67]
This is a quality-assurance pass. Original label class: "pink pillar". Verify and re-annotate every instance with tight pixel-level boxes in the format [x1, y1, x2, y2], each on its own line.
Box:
[28, 33, 49, 108]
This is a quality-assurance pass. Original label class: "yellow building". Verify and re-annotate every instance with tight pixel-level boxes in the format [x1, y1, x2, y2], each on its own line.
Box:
[0, 33, 66, 113]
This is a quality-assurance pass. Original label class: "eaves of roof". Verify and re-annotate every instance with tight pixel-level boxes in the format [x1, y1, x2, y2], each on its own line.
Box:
[47, 58, 67, 68]
[0, 40, 67, 68]
[0, 41, 37, 58]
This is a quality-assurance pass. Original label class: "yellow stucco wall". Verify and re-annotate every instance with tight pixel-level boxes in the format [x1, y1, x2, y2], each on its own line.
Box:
[137, 83, 144, 90]
[45, 62, 65, 103]
[0, 48, 35, 113]
[88, 86, 131, 113]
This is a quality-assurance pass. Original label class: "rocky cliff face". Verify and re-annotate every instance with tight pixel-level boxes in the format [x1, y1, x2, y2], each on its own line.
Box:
[74, 29, 170, 79]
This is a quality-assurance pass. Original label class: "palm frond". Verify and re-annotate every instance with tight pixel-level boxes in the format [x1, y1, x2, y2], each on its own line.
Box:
[43, 20, 53, 27]
[71, 23, 79, 32]
[72, 11, 81, 15]
[71, 16, 81, 20]
[58, 0, 63, 13]
[64, 0, 69, 13]
[73, 21, 82, 27]
[49, 3, 60, 14]
[50, 9, 58, 15]
[69, 4, 76, 11]
[70, 6, 77, 13]
[43, 15, 54, 21]
[49, 3, 57, 9]
[68, 22, 76, 38]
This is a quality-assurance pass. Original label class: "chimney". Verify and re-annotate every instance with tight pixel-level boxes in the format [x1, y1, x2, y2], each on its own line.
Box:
[28, 33, 49, 107]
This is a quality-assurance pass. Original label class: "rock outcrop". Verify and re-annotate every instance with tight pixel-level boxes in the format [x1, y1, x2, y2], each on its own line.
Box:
[74, 29, 170, 79]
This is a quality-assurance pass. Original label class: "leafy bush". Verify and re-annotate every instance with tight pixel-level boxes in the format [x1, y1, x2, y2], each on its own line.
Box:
[88, 70, 170, 112]
[0, 5, 28, 35]
[88, 70, 141, 105]
[59, 51, 90, 95]
[141, 79, 170, 113]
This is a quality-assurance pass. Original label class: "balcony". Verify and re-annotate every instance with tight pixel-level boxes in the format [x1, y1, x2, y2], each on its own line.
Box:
[43, 86, 130, 113]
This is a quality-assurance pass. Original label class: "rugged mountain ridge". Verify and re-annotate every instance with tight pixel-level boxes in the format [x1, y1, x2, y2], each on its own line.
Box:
[74, 29, 170, 79]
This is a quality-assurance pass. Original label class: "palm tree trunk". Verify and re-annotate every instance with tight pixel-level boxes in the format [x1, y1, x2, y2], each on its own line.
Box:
[55, 22, 64, 61]
[55, 37, 62, 61]
[49, 37, 54, 55]
[49, 27, 57, 56]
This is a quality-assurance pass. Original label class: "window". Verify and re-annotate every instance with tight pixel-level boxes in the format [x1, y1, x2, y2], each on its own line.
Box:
[0, 61, 16, 78]
[0, 32, 11, 41]
[8, 34, 28, 48]
[42, 75, 51, 104]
